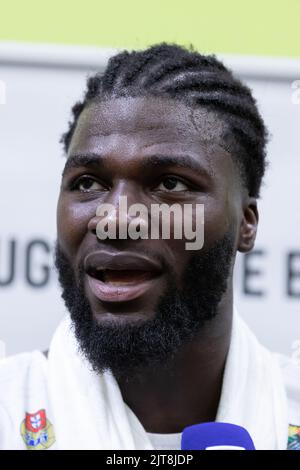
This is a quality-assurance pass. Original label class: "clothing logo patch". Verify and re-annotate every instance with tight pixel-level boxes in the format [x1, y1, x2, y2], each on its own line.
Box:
[288, 424, 300, 450]
[20, 409, 55, 450]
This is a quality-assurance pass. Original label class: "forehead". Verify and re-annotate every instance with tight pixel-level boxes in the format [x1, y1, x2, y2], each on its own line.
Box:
[66, 96, 241, 191]
[69, 96, 228, 155]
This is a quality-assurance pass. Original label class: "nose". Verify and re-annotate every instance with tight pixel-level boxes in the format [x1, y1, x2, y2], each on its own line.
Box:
[87, 182, 149, 240]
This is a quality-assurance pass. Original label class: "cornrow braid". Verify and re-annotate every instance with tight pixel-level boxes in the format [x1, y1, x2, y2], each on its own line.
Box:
[61, 43, 268, 198]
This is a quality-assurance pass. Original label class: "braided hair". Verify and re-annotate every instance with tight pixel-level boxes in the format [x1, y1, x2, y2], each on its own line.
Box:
[61, 43, 268, 198]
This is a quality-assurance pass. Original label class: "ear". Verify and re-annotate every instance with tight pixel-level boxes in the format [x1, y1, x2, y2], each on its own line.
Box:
[238, 197, 259, 253]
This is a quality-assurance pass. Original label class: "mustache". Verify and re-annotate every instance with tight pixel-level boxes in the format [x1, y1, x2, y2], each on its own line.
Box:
[54, 231, 235, 295]
[55, 242, 175, 282]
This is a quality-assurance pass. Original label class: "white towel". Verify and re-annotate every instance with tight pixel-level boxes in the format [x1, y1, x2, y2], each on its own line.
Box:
[46, 308, 288, 449]
[215, 310, 288, 449]
[47, 314, 153, 450]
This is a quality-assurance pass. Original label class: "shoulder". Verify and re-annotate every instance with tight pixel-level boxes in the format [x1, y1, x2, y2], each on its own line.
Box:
[0, 350, 47, 382]
[0, 351, 49, 449]
[276, 353, 300, 425]
[0, 350, 48, 407]
[277, 353, 300, 396]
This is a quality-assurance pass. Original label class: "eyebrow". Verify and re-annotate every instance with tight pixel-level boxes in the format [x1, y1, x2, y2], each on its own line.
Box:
[62, 154, 106, 177]
[141, 154, 212, 178]
[62, 152, 212, 179]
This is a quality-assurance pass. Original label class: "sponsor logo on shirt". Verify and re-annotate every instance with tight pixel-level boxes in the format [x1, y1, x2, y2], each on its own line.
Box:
[288, 424, 300, 450]
[20, 409, 55, 450]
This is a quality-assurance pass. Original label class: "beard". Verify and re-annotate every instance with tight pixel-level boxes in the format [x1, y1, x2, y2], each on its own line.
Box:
[54, 233, 235, 380]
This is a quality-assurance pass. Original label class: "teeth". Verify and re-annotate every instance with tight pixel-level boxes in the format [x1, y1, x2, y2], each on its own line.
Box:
[89, 268, 154, 284]
[107, 280, 136, 286]
[103, 271, 138, 284]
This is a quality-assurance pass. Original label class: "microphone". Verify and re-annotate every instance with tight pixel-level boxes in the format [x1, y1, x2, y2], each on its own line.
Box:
[181, 422, 255, 450]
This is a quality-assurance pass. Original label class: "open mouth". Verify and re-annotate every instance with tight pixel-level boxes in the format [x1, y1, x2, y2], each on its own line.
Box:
[84, 251, 162, 302]
[86, 269, 160, 302]
[88, 268, 155, 285]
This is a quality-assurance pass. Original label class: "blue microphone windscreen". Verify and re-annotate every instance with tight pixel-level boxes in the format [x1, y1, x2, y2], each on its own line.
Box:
[181, 422, 255, 450]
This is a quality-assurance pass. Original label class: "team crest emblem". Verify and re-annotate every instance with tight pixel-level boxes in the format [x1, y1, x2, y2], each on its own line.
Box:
[20, 409, 55, 450]
[288, 424, 300, 450]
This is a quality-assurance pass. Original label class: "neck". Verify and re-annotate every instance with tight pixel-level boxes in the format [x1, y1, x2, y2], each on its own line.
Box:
[116, 288, 233, 434]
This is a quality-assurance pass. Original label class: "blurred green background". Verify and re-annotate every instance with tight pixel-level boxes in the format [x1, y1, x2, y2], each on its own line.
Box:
[0, 0, 299, 57]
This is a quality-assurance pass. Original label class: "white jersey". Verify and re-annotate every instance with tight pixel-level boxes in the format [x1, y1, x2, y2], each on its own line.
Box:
[0, 312, 299, 450]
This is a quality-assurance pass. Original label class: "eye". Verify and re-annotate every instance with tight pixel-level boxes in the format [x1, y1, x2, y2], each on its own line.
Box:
[155, 176, 189, 192]
[71, 176, 105, 192]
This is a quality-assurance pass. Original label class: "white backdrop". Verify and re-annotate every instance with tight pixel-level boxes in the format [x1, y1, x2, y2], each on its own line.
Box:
[0, 43, 299, 356]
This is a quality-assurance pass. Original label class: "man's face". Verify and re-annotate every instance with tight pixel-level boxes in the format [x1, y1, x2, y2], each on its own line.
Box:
[56, 96, 246, 377]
